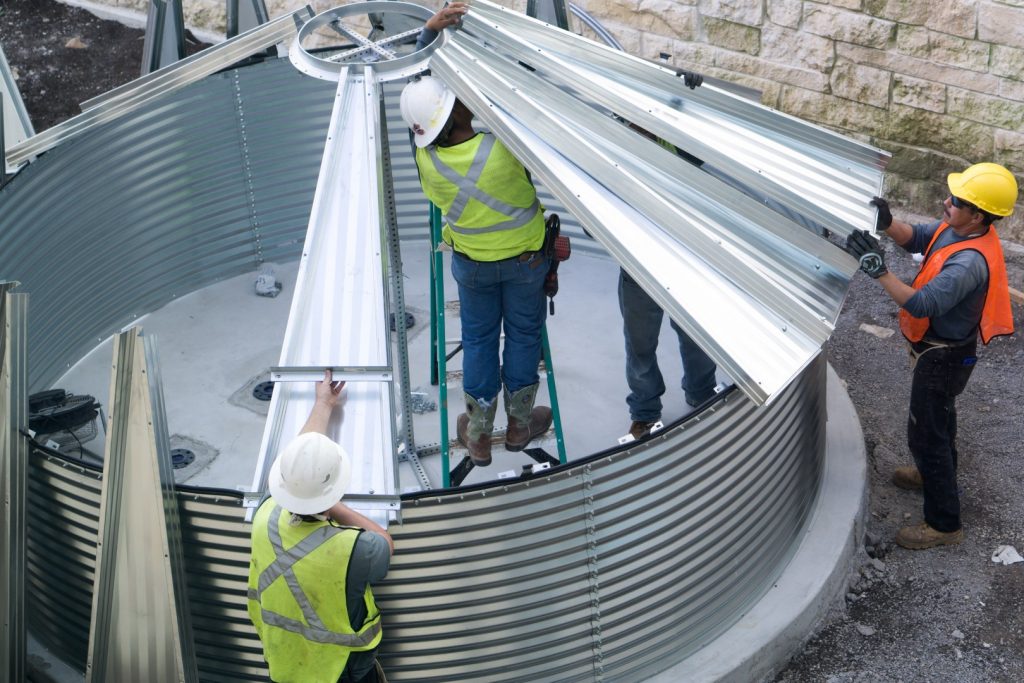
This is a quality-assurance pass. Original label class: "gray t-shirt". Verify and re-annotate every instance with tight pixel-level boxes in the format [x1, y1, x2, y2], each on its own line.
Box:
[900, 220, 989, 343]
[345, 530, 392, 680]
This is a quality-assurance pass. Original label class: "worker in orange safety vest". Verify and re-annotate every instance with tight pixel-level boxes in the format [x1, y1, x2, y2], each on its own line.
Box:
[845, 162, 1017, 551]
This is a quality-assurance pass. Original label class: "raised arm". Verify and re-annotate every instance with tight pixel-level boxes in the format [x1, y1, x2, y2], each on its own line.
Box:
[299, 369, 345, 436]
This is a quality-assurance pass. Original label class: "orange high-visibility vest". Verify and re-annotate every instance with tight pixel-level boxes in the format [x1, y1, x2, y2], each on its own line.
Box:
[899, 222, 1015, 344]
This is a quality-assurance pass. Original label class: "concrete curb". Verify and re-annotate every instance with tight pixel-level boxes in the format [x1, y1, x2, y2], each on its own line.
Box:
[647, 364, 868, 682]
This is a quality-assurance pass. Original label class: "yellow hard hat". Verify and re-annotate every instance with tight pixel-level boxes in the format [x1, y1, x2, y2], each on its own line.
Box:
[947, 162, 1018, 217]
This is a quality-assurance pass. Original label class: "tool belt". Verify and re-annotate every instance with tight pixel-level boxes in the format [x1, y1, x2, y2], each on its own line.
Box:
[907, 337, 973, 370]
[543, 214, 571, 314]
[453, 249, 544, 268]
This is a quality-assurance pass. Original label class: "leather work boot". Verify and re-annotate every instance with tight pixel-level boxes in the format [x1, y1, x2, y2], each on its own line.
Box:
[457, 394, 497, 466]
[504, 383, 552, 451]
[629, 420, 656, 440]
[892, 466, 923, 491]
[895, 522, 964, 550]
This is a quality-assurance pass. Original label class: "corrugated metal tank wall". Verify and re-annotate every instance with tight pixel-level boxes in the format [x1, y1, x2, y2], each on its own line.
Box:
[7, 55, 826, 681]
[24, 356, 823, 682]
[0, 57, 580, 393]
[0, 59, 334, 391]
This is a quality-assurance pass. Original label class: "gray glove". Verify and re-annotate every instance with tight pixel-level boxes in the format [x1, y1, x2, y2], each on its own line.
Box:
[676, 69, 703, 89]
[870, 196, 893, 232]
[845, 229, 888, 279]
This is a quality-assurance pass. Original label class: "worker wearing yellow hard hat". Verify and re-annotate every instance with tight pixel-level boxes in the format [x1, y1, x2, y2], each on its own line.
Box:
[845, 162, 1018, 551]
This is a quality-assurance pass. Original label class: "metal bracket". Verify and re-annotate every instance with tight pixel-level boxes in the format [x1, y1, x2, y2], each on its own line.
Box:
[269, 366, 393, 382]
[340, 493, 401, 511]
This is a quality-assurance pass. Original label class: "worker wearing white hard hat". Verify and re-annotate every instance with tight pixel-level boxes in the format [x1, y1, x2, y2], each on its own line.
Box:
[399, 3, 554, 468]
[248, 370, 394, 683]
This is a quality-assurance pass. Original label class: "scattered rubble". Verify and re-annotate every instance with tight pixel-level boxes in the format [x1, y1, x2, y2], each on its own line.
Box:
[858, 323, 895, 339]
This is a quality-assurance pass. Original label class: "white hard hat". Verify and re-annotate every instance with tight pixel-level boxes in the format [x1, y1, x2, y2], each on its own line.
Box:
[400, 76, 456, 148]
[268, 433, 351, 515]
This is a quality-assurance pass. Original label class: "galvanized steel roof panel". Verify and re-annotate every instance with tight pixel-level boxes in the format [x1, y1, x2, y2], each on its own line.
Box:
[424, 0, 888, 404]
[252, 70, 398, 524]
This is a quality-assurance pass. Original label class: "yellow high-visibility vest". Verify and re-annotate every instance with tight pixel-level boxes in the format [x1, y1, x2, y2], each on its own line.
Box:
[247, 499, 382, 683]
[417, 132, 545, 261]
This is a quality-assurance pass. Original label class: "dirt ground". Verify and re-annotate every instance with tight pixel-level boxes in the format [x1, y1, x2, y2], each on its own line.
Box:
[3, 1, 1023, 681]
[0, 0, 207, 131]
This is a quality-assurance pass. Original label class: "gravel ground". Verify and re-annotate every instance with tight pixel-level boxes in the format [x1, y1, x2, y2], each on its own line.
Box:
[776, 239, 1024, 683]
[3, 1, 1023, 681]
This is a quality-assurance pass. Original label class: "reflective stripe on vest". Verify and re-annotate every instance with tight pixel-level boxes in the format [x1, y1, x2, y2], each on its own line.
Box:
[899, 222, 1015, 345]
[249, 504, 382, 649]
[426, 135, 541, 235]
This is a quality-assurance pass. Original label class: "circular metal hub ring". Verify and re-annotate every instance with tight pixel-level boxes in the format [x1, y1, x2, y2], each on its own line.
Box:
[290, 2, 438, 82]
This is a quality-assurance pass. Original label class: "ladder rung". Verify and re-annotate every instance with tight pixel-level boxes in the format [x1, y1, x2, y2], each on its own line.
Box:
[270, 366, 393, 382]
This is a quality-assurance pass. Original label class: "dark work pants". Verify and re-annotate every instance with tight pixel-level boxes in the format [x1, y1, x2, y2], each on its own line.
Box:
[339, 662, 379, 683]
[907, 340, 977, 533]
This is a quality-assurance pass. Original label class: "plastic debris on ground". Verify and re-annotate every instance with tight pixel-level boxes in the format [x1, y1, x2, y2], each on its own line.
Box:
[858, 323, 895, 339]
[990, 545, 1024, 565]
[255, 262, 282, 297]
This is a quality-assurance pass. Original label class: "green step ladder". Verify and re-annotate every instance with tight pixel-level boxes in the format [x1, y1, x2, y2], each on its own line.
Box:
[428, 204, 567, 488]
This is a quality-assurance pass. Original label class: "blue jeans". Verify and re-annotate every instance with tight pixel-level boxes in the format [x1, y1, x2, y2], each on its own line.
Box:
[451, 250, 549, 403]
[618, 269, 717, 422]
[908, 340, 977, 533]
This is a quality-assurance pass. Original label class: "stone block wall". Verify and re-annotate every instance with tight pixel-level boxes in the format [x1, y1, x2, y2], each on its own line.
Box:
[95, 0, 1024, 239]
[570, 0, 1024, 239]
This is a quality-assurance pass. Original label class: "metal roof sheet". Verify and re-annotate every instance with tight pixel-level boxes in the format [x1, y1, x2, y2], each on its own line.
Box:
[427, 0, 888, 404]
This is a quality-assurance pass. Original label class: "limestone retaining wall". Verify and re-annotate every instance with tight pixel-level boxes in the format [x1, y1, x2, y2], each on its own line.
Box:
[82, 0, 1024, 239]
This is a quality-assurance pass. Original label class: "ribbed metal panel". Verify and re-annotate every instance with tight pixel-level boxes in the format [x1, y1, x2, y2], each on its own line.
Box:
[421, 3, 884, 405]
[380, 356, 825, 682]
[85, 329, 198, 683]
[0, 287, 29, 683]
[176, 490, 265, 682]
[1, 43, 34, 173]
[0, 58, 336, 392]
[24, 451, 262, 680]
[20, 355, 823, 681]
[25, 449, 102, 670]
[253, 68, 399, 525]
[466, 0, 888, 237]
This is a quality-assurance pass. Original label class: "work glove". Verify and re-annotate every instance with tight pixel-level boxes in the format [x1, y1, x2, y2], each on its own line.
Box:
[845, 229, 888, 279]
[677, 69, 703, 89]
[870, 196, 892, 232]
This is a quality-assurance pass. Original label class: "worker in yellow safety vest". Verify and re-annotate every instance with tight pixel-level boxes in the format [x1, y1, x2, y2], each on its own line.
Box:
[845, 162, 1017, 551]
[400, 12, 554, 467]
[248, 370, 394, 683]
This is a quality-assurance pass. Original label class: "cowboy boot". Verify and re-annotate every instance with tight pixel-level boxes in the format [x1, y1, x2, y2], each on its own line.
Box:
[457, 394, 497, 466]
[504, 383, 552, 451]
